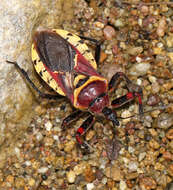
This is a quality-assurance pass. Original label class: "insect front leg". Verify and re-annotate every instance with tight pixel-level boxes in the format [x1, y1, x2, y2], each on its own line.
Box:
[76, 114, 95, 152]
[109, 72, 143, 115]
[61, 110, 84, 128]
[79, 36, 101, 64]
[6, 61, 63, 100]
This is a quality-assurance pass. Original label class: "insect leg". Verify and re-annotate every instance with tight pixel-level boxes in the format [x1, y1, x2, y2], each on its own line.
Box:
[61, 110, 84, 128]
[109, 72, 143, 115]
[78, 36, 101, 64]
[6, 61, 63, 99]
[76, 114, 95, 151]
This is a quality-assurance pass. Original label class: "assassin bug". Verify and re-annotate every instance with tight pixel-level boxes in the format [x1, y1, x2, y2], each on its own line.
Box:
[7, 29, 143, 151]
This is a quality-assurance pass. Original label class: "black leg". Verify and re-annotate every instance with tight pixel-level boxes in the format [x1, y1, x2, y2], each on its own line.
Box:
[78, 35, 101, 64]
[61, 110, 84, 128]
[109, 72, 143, 115]
[76, 114, 95, 151]
[6, 61, 63, 100]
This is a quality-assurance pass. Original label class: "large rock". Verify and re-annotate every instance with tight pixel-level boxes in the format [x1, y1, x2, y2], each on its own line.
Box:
[0, 0, 74, 168]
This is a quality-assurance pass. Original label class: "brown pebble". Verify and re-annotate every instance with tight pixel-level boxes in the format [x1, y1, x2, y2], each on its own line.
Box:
[166, 129, 173, 140]
[162, 151, 173, 160]
[125, 121, 135, 135]
[140, 177, 157, 190]
[84, 165, 95, 182]
[103, 25, 116, 40]
[147, 94, 160, 106]
[99, 51, 108, 63]
[105, 166, 123, 181]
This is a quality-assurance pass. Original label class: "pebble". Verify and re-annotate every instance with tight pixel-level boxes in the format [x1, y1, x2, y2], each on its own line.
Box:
[147, 94, 160, 106]
[157, 17, 167, 37]
[67, 170, 76, 183]
[86, 183, 95, 190]
[38, 167, 48, 173]
[64, 140, 75, 153]
[119, 180, 127, 190]
[85, 130, 95, 141]
[149, 139, 160, 149]
[128, 161, 138, 172]
[105, 166, 123, 181]
[129, 63, 151, 76]
[45, 121, 52, 131]
[114, 19, 125, 27]
[157, 113, 173, 129]
[166, 129, 173, 139]
[162, 151, 173, 160]
[103, 25, 116, 40]
[140, 177, 157, 190]
[138, 152, 146, 162]
[28, 178, 35, 186]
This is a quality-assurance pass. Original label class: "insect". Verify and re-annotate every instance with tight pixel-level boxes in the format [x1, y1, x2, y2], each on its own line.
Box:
[7, 29, 143, 151]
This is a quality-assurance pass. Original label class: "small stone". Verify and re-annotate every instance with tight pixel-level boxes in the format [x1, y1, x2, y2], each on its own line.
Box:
[36, 132, 43, 141]
[128, 161, 138, 172]
[67, 170, 76, 183]
[129, 63, 151, 76]
[154, 162, 165, 171]
[64, 140, 75, 153]
[119, 180, 127, 190]
[45, 121, 52, 131]
[162, 151, 173, 160]
[138, 152, 146, 162]
[15, 177, 25, 188]
[86, 183, 95, 190]
[166, 129, 173, 139]
[6, 175, 14, 183]
[149, 139, 160, 149]
[140, 177, 157, 190]
[38, 167, 48, 173]
[85, 130, 95, 141]
[84, 165, 95, 182]
[105, 166, 123, 181]
[28, 178, 35, 186]
[74, 163, 86, 175]
[114, 19, 125, 27]
[94, 21, 105, 29]
[103, 25, 116, 40]
[127, 46, 143, 55]
[147, 94, 160, 106]
[126, 172, 138, 180]
[157, 17, 167, 37]
[35, 105, 46, 115]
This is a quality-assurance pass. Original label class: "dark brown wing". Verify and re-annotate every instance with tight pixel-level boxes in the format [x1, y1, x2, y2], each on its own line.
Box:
[33, 30, 76, 72]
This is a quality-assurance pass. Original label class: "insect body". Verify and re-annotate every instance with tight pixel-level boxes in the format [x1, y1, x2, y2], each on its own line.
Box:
[7, 29, 143, 151]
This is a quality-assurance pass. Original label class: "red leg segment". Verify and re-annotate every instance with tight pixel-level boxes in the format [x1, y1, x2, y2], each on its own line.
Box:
[76, 115, 95, 150]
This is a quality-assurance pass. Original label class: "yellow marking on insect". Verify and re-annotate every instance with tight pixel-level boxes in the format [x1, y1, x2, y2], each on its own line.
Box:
[31, 44, 65, 96]
[73, 74, 86, 87]
[73, 76, 108, 109]
[54, 29, 97, 70]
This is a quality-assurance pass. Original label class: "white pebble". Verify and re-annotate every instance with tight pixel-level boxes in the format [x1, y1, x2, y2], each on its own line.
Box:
[38, 167, 48, 173]
[25, 160, 31, 166]
[120, 180, 127, 190]
[128, 161, 138, 172]
[14, 147, 20, 156]
[138, 152, 146, 161]
[53, 135, 59, 141]
[45, 121, 52, 131]
[87, 183, 95, 190]
[66, 170, 76, 183]
[36, 132, 43, 141]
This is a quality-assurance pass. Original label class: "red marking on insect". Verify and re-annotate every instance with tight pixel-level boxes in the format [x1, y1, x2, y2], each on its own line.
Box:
[77, 127, 84, 135]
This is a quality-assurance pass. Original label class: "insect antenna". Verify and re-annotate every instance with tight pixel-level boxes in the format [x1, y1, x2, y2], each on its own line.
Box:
[117, 104, 172, 120]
